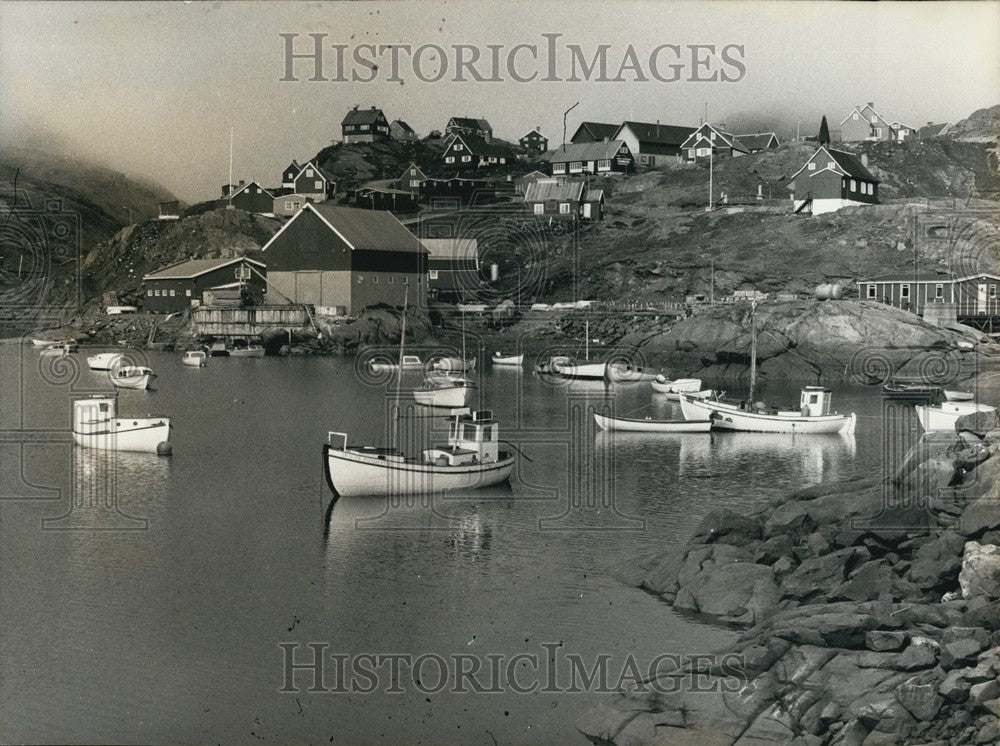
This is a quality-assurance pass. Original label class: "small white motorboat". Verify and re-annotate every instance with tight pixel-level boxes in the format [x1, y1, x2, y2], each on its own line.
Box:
[433, 356, 477, 373]
[32, 337, 76, 348]
[73, 395, 170, 453]
[915, 401, 996, 431]
[605, 362, 659, 383]
[680, 386, 857, 434]
[555, 360, 606, 380]
[492, 352, 523, 367]
[229, 343, 265, 358]
[593, 412, 712, 433]
[943, 390, 975, 402]
[369, 354, 425, 374]
[105, 305, 138, 315]
[40, 342, 77, 357]
[87, 352, 123, 371]
[651, 376, 703, 396]
[209, 341, 230, 357]
[413, 376, 475, 408]
[110, 366, 156, 390]
[324, 409, 515, 497]
[182, 350, 208, 367]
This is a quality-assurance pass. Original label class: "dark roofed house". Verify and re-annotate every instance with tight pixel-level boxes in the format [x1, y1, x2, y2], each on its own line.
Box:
[341, 106, 390, 143]
[420, 238, 481, 302]
[547, 140, 633, 176]
[390, 119, 417, 141]
[514, 170, 547, 195]
[347, 181, 420, 213]
[222, 180, 275, 215]
[396, 163, 427, 195]
[442, 133, 516, 169]
[680, 123, 750, 162]
[858, 271, 1000, 327]
[918, 122, 953, 139]
[615, 121, 697, 165]
[570, 122, 621, 144]
[736, 132, 780, 153]
[523, 178, 604, 220]
[519, 129, 549, 156]
[143, 256, 266, 312]
[292, 160, 337, 201]
[260, 203, 427, 312]
[281, 160, 301, 188]
[446, 117, 493, 142]
[788, 146, 879, 215]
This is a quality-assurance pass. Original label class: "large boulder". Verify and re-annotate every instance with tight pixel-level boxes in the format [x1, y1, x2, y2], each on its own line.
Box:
[958, 494, 1000, 537]
[956, 409, 1000, 433]
[690, 509, 762, 547]
[672, 544, 779, 624]
[959, 541, 1000, 599]
[781, 547, 870, 601]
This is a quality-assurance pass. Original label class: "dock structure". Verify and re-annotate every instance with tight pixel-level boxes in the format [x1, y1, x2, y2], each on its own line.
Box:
[191, 305, 313, 337]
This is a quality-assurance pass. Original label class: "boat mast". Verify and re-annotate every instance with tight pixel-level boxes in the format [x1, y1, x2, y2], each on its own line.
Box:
[228, 127, 234, 209]
[748, 299, 757, 404]
[461, 310, 466, 362]
[585, 319, 590, 361]
[394, 286, 408, 447]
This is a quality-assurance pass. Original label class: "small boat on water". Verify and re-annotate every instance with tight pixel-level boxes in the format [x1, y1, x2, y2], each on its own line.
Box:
[652, 376, 704, 398]
[535, 355, 571, 375]
[32, 337, 76, 348]
[492, 352, 523, 367]
[369, 354, 425, 374]
[556, 360, 607, 380]
[944, 389, 975, 402]
[110, 366, 156, 390]
[593, 412, 712, 433]
[86, 352, 123, 371]
[883, 379, 941, 402]
[681, 387, 857, 434]
[73, 395, 170, 453]
[209, 341, 230, 357]
[325, 408, 515, 497]
[413, 376, 476, 408]
[40, 342, 77, 357]
[229, 339, 265, 358]
[433, 356, 476, 373]
[605, 362, 659, 383]
[182, 350, 208, 367]
[915, 401, 996, 431]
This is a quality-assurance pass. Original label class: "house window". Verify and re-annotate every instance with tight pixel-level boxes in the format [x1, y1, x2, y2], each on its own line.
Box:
[709, 131, 716, 141]
[429, 270, 439, 280]
[314, 181, 322, 190]
[871, 115, 877, 123]
[403, 277, 409, 284]
[874, 128, 882, 138]
[462, 155, 471, 162]
[991, 285, 997, 299]
[454, 144, 463, 151]
[852, 113, 859, 120]
[357, 275, 364, 284]
[559, 203, 570, 214]
[154, 289, 160, 296]
[935, 284, 944, 299]
[409, 180, 420, 187]
[388, 276, 393, 283]
[533, 204, 544, 214]
[169, 289, 176, 297]
[867, 285, 876, 299]
[446, 157, 455, 164]
[361, 125, 369, 131]
[306, 169, 313, 177]
[828, 161, 836, 169]
[901, 285, 910, 299]
[147, 289, 152, 297]
[807, 162, 816, 171]
[373, 276, 378, 284]
[186, 289, 192, 297]
[598, 160, 610, 169]
[850, 180, 857, 192]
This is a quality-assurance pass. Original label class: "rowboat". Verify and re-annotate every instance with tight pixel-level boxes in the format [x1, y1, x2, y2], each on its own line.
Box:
[324, 409, 515, 497]
[883, 380, 941, 402]
[593, 412, 712, 433]
[182, 350, 208, 367]
[556, 360, 606, 380]
[86, 352, 123, 371]
[413, 376, 475, 408]
[32, 337, 76, 348]
[369, 354, 425, 374]
[40, 343, 76, 357]
[73, 395, 170, 453]
[680, 387, 857, 434]
[943, 390, 975, 402]
[110, 366, 156, 390]
[229, 343, 265, 358]
[535, 355, 571, 375]
[915, 401, 996, 431]
[432, 356, 476, 373]
[605, 362, 659, 383]
[492, 352, 523, 367]
[651, 376, 702, 394]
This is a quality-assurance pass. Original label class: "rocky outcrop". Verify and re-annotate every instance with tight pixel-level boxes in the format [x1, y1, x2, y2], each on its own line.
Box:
[579, 425, 1000, 746]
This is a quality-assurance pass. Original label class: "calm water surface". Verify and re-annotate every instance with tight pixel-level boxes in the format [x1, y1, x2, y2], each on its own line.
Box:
[0, 341, 930, 744]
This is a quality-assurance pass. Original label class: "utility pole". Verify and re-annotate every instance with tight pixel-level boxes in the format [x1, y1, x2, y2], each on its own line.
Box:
[708, 145, 714, 210]
[562, 101, 580, 153]
[710, 259, 715, 305]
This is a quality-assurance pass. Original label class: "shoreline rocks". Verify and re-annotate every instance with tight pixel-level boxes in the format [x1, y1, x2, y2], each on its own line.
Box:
[579, 424, 1000, 746]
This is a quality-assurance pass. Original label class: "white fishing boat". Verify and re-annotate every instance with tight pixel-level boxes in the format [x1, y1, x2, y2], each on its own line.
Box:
[943, 390, 975, 402]
[229, 342, 265, 358]
[110, 366, 156, 390]
[492, 352, 523, 367]
[182, 350, 208, 367]
[605, 362, 659, 383]
[593, 412, 712, 433]
[369, 354, 424, 374]
[433, 356, 477, 373]
[915, 401, 996, 431]
[86, 352, 123, 371]
[40, 342, 76, 357]
[72, 395, 170, 453]
[325, 409, 515, 497]
[413, 376, 475, 408]
[680, 387, 857, 434]
[652, 376, 704, 397]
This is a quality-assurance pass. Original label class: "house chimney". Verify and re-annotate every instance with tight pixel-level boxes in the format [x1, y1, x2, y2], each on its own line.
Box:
[867, 102, 874, 109]
[718, 123, 727, 132]
[238, 179, 245, 187]
[861, 154, 869, 167]
[927, 121, 933, 127]
[370, 105, 376, 110]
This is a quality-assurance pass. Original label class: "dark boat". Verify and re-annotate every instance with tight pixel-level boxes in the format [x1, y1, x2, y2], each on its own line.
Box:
[882, 378, 942, 402]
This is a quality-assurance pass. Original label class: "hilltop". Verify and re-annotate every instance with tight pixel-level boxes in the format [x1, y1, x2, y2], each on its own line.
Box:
[947, 104, 1000, 142]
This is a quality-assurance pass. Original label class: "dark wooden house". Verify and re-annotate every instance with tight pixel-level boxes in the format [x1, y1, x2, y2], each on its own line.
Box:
[222, 181, 275, 215]
[341, 106, 390, 143]
[519, 129, 548, 156]
[260, 203, 427, 312]
[143, 257, 266, 313]
[570, 122, 620, 144]
[445, 117, 493, 141]
[292, 161, 336, 201]
[788, 146, 879, 215]
[859, 272, 1000, 328]
[420, 238, 481, 302]
[397, 163, 427, 195]
[523, 178, 604, 220]
[546, 140, 633, 176]
[680, 124, 749, 162]
[614, 121, 696, 165]
[442, 133, 516, 169]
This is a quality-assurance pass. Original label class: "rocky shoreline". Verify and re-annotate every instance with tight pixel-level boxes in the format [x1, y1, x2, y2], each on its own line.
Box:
[577, 410, 1000, 746]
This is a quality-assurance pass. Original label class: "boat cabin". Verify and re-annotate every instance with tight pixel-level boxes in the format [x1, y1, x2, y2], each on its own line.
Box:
[800, 386, 833, 416]
[423, 409, 499, 466]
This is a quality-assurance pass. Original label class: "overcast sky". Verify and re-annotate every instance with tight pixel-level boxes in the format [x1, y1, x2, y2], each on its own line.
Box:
[3, 0, 998, 202]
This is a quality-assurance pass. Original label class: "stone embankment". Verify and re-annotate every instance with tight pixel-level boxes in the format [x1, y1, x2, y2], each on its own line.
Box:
[579, 410, 1000, 746]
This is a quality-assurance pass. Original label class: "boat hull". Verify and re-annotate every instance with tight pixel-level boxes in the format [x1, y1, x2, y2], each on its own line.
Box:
[680, 396, 856, 434]
[87, 353, 123, 371]
[73, 418, 170, 453]
[605, 364, 658, 383]
[593, 413, 712, 433]
[492, 354, 523, 366]
[943, 390, 975, 402]
[413, 386, 469, 408]
[915, 402, 995, 431]
[325, 446, 514, 497]
[229, 346, 265, 358]
[651, 378, 703, 395]
[555, 362, 606, 380]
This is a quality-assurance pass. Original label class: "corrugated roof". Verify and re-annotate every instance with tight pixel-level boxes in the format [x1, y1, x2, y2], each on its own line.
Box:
[391, 120, 415, 133]
[144, 257, 265, 280]
[420, 238, 479, 260]
[863, 272, 953, 283]
[583, 188, 604, 202]
[341, 107, 385, 126]
[736, 133, 778, 151]
[309, 204, 426, 254]
[548, 140, 627, 163]
[573, 122, 620, 141]
[523, 179, 586, 202]
[619, 121, 695, 146]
